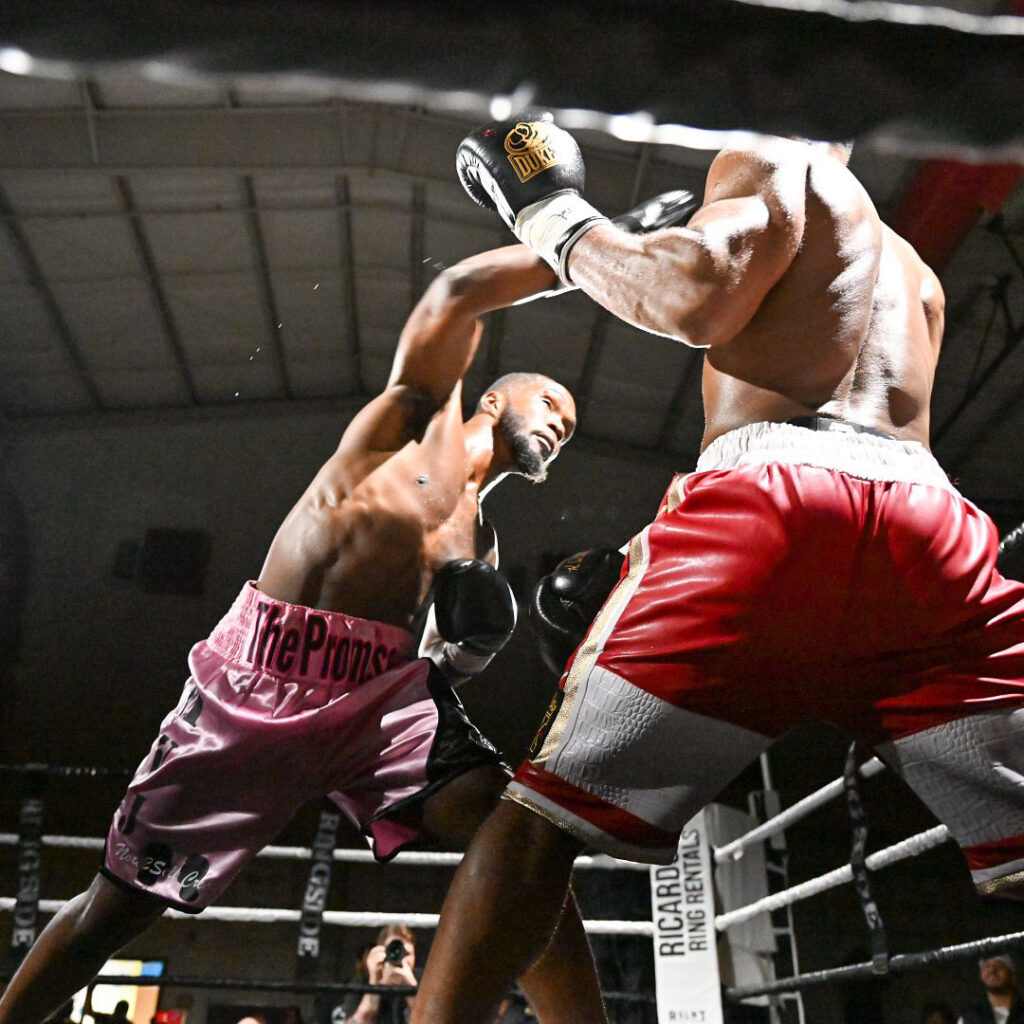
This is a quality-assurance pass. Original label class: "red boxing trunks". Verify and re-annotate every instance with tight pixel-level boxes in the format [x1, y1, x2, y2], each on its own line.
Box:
[508, 421, 1024, 892]
[103, 583, 504, 911]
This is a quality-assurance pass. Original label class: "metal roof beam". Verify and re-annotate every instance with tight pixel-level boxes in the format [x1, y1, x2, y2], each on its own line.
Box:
[409, 181, 426, 309]
[0, 182, 102, 411]
[240, 175, 292, 400]
[334, 174, 364, 396]
[114, 175, 198, 405]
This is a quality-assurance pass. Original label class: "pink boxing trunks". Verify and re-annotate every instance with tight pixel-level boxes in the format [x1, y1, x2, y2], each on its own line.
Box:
[508, 421, 1024, 891]
[103, 582, 504, 911]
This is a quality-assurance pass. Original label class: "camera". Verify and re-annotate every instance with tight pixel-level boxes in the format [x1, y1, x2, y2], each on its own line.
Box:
[384, 938, 407, 965]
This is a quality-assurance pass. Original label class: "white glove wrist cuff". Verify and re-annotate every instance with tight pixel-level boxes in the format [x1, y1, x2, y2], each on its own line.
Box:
[514, 193, 608, 283]
[440, 642, 495, 681]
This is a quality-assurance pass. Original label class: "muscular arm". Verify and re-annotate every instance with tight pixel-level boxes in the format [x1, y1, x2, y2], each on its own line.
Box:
[566, 145, 806, 349]
[388, 244, 557, 405]
[337, 246, 556, 462]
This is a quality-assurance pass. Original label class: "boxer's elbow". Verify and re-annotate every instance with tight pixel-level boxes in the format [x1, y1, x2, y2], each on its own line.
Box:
[426, 264, 485, 312]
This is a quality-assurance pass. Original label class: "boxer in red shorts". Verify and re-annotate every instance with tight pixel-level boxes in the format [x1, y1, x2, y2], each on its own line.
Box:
[0, 240, 608, 1024]
[410, 123, 1024, 1023]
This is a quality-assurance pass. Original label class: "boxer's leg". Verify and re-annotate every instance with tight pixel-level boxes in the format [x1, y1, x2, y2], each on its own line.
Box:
[412, 799, 591, 1024]
[0, 873, 166, 1024]
[418, 765, 606, 1024]
[417, 763, 509, 848]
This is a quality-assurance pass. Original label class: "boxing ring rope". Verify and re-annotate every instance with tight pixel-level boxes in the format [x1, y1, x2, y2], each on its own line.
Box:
[2, 0, 1021, 160]
[0, 766, 654, 956]
[714, 756, 887, 863]
[714, 823, 950, 932]
[0, 769, 657, 1011]
[0, 832, 647, 872]
[0, 897, 654, 937]
[0, 972, 655, 1005]
[728, 931, 1024, 1001]
[0, 749, 1000, 941]
[999, 520, 1024, 558]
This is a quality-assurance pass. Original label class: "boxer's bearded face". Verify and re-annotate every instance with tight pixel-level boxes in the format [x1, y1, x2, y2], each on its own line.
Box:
[499, 405, 548, 483]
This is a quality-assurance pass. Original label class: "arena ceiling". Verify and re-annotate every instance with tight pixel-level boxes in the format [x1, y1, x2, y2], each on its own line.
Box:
[0, 0, 1021, 529]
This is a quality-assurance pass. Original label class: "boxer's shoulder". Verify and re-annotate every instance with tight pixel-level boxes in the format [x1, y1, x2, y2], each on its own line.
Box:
[336, 383, 448, 459]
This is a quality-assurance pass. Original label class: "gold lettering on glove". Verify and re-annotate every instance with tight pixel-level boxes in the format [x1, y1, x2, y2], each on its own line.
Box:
[505, 121, 561, 183]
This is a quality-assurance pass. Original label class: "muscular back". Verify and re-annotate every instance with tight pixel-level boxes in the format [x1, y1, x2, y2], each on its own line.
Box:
[699, 140, 945, 447]
[569, 137, 945, 450]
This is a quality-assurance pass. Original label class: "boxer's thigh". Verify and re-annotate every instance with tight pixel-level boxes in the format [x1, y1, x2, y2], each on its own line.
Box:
[512, 659, 771, 863]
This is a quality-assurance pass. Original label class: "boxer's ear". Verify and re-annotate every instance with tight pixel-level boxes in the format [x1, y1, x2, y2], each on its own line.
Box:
[478, 389, 506, 418]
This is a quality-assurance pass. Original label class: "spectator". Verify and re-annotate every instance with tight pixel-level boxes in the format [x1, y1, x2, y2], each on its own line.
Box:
[959, 955, 1024, 1024]
[335, 926, 418, 1024]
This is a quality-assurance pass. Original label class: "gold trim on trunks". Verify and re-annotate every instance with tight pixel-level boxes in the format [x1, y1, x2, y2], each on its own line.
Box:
[536, 530, 649, 764]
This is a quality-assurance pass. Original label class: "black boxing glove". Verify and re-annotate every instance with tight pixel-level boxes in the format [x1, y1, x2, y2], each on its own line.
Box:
[530, 548, 625, 677]
[456, 114, 609, 283]
[419, 559, 518, 683]
[611, 189, 700, 235]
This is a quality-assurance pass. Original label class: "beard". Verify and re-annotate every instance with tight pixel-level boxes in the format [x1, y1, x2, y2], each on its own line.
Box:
[499, 406, 548, 483]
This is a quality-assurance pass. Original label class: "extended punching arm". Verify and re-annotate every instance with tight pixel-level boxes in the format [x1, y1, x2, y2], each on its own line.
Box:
[513, 187, 701, 304]
[458, 110, 699, 286]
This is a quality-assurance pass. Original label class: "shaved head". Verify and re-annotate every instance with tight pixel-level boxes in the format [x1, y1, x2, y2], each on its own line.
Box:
[474, 372, 576, 483]
[475, 372, 557, 411]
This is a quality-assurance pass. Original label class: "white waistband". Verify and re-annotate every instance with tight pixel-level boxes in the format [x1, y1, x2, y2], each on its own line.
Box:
[695, 421, 955, 490]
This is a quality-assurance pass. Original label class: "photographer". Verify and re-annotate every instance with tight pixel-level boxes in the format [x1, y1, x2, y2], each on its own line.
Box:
[338, 926, 418, 1024]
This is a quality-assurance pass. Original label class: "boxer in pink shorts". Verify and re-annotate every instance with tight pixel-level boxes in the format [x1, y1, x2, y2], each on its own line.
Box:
[411, 125, 1024, 1023]
[0, 239, 608, 1024]
[102, 582, 499, 911]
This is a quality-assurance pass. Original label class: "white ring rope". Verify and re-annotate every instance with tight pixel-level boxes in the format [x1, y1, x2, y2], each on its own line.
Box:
[713, 757, 886, 863]
[0, 759, 954, 950]
[0, 833, 646, 871]
[714, 823, 950, 931]
[734, 0, 1024, 35]
[0, 898, 653, 937]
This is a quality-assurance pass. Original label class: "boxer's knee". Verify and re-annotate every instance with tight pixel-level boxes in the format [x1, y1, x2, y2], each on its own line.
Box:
[492, 797, 585, 876]
[420, 764, 509, 849]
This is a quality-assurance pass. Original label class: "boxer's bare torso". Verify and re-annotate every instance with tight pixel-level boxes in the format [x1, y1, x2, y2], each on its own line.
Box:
[257, 382, 493, 628]
[698, 140, 944, 448]
[255, 244, 572, 629]
[570, 137, 945, 450]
